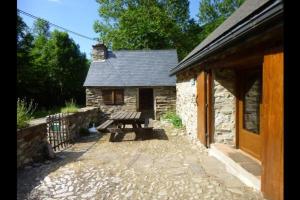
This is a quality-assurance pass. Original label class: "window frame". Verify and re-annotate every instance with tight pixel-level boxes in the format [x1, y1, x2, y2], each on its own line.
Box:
[102, 89, 124, 105]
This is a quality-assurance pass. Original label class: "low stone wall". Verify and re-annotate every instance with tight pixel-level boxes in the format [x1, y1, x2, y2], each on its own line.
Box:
[17, 107, 101, 169]
[17, 123, 48, 169]
[64, 107, 102, 139]
[86, 87, 137, 114]
[154, 87, 176, 120]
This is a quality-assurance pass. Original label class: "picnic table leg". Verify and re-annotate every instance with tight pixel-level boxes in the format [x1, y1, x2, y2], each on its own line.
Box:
[132, 123, 142, 140]
[109, 132, 116, 142]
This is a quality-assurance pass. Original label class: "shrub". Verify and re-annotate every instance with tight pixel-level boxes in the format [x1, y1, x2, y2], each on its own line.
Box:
[161, 111, 183, 128]
[17, 98, 37, 129]
[61, 99, 79, 113]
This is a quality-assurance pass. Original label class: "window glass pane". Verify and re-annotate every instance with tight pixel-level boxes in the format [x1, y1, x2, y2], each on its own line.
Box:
[102, 90, 113, 105]
[243, 71, 261, 134]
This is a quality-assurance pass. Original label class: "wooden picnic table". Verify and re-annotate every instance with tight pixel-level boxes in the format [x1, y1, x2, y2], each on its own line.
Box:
[97, 111, 153, 142]
[109, 111, 143, 128]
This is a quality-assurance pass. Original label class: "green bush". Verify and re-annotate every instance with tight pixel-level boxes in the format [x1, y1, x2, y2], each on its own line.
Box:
[17, 98, 36, 129]
[162, 111, 183, 128]
[61, 99, 79, 113]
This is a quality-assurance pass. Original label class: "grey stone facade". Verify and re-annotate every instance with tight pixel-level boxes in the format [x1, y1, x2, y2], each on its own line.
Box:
[154, 87, 176, 120]
[86, 87, 176, 119]
[176, 70, 198, 139]
[86, 87, 138, 114]
[175, 68, 236, 145]
[212, 69, 236, 145]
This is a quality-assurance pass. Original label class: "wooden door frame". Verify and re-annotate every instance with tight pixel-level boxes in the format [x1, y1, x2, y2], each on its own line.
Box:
[196, 69, 212, 148]
[235, 66, 262, 150]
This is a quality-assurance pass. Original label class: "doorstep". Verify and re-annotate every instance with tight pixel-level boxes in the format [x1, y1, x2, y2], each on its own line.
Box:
[208, 143, 261, 190]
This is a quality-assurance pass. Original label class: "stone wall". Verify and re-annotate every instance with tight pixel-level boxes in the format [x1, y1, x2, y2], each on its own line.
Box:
[86, 86, 176, 119]
[176, 68, 236, 145]
[154, 87, 176, 120]
[17, 107, 101, 169]
[86, 87, 137, 114]
[64, 107, 102, 139]
[17, 123, 48, 169]
[212, 68, 236, 145]
[176, 69, 198, 139]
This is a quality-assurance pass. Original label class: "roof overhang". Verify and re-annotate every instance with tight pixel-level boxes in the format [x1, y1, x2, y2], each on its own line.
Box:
[170, 0, 283, 76]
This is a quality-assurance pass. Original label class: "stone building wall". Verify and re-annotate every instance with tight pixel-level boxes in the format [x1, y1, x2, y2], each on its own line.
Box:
[86, 87, 137, 114]
[86, 86, 176, 119]
[176, 68, 236, 145]
[176, 69, 198, 139]
[212, 68, 236, 145]
[154, 87, 176, 120]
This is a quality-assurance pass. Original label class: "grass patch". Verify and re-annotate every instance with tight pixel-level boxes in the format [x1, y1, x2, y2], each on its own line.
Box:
[61, 99, 79, 113]
[32, 107, 61, 119]
[161, 111, 183, 128]
[17, 98, 37, 129]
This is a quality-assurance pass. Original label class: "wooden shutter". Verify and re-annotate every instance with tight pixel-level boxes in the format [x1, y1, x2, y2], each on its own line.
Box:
[102, 90, 113, 105]
[114, 89, 124, 104]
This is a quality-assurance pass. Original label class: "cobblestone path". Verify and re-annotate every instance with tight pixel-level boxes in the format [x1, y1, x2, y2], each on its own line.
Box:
[17, 120, 265, 200]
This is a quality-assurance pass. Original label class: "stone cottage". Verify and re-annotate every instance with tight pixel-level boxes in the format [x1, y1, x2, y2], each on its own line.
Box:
[170, 0, 283, 199]
[83, 44, 177, 119]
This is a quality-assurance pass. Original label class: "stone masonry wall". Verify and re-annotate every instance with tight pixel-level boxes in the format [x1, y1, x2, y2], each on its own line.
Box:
[212, 68, 236, 145]
[64, 107, 101, 140]
[17, 123, 48, 169]
[17, 107, 101, 169]
[86, 87, 137, 114]
[176, 69, 198, 139]
[176, 67, 236, 145]
[154, 87, 176, 120]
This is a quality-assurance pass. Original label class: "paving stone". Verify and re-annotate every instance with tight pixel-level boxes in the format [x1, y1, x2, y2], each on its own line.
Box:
[17, 120, 265, 200]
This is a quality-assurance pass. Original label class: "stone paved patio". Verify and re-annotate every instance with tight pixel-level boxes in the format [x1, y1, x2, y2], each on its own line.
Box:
[17, 120, 265, 200]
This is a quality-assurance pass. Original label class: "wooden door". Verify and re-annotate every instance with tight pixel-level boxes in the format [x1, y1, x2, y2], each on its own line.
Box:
[238, 69, 263, 160]
[197, 71, 207, 146]
[261, 50, 283, 200]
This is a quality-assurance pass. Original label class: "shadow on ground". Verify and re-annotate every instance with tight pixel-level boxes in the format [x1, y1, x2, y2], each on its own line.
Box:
[109, 128, 168, 142]
[17, 132, 103, 200]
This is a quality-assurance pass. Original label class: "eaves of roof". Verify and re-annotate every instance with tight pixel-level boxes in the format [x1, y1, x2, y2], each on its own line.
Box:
[169, 0, 283, 76]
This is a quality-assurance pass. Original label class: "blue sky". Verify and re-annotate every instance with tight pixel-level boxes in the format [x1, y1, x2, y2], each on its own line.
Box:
[17, 0, 200, 59]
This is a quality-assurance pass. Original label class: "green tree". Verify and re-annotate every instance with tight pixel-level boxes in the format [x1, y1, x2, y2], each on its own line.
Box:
[17, 14, 34, 99]
[17, 16, 89, 108]
[33, 18, 51, 37]
[93, 0, 199, 60]
[198, 0, 244, 41]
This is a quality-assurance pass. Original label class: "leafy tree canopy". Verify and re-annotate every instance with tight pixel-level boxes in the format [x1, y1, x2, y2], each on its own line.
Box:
[94, 0, 200, 60]
[17, 15, 89, 108]
[198, 0, 244, 40]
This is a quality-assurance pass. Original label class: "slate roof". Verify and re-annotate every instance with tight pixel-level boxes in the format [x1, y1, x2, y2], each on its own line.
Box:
[170, 0, 283, 75]
[84, 50, 177, 87]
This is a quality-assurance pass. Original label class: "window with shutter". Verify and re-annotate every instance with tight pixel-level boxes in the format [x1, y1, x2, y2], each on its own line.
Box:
[102, 89, 124, 105]
[102, 90, 114, 105]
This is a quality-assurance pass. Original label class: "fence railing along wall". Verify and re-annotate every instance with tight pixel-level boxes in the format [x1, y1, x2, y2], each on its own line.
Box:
[17, 107, 101, 169]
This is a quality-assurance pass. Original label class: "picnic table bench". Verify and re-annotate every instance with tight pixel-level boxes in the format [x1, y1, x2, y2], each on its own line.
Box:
[96, 111, 153, 141]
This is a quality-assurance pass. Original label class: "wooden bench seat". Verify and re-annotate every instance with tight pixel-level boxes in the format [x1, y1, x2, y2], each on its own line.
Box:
[97, 119, 114, 131]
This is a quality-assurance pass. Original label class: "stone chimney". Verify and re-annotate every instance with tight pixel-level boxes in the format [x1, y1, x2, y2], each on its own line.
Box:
[92, 43, 107, 61]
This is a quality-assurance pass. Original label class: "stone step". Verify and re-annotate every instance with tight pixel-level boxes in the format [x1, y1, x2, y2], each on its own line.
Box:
[208, 143, 261, 191]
